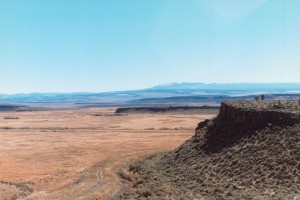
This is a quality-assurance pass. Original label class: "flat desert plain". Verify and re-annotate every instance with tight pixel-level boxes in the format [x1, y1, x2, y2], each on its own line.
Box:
[0, 108, 214, 200]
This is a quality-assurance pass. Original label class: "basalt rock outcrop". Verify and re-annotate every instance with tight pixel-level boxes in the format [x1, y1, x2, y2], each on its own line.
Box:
[113, 100, 300, 200]
[0, 104, 31, 112]
[219, 101, 300, 128]
[115, 105, 220, 113]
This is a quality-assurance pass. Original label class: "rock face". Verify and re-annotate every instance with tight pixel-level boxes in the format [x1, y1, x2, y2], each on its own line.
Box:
[201, 101, 300, 153]
[0, 104, 31, 112]
[114, 100, 300, 200]
[219, 101, 300, 128]
[115, 105, 220, 113]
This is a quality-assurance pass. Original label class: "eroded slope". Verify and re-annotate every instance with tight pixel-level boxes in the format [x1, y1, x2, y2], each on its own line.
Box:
[115, 101, 300, 199]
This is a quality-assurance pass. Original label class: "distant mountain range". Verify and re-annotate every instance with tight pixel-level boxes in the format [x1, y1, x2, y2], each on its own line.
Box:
[1, 83, 300, 105]
[151, 83, 300, 94]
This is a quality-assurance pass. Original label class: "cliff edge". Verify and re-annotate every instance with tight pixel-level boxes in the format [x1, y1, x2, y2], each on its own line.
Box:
[113, 100, 300, 200]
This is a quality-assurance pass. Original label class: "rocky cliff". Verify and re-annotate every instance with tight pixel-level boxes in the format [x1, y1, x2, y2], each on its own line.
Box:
[114, 100, 300, 200]
[219, 100, 300, 128]
[0, 104, 31, 112]
[115, 105, 220, 113]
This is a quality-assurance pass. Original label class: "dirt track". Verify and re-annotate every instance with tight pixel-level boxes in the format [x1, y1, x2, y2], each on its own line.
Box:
[0, 108, 213, 199]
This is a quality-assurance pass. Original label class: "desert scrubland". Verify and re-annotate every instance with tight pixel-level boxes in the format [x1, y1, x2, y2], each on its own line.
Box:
[0, 108, 213, 199]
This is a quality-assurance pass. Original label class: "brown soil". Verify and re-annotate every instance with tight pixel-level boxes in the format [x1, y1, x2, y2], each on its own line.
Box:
[115, 101, 300, 200]
[0, 108, 213, 199]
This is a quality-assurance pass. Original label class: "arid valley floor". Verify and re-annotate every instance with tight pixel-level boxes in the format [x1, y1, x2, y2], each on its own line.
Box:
[0, 108, 214, 199]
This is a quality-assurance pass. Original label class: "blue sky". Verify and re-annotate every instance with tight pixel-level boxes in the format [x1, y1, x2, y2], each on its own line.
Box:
[1, 0, 299, 94]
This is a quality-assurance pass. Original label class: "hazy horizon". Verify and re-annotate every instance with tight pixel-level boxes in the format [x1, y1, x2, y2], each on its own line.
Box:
[1, 82, 300, 95]
[1, 0, 299, 94]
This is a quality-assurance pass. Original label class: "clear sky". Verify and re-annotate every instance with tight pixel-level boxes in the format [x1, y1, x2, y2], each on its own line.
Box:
[1, 0, 299, 94]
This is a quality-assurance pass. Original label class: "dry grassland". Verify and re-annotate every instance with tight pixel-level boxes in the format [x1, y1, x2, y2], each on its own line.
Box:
[0, 108, 214, 199]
